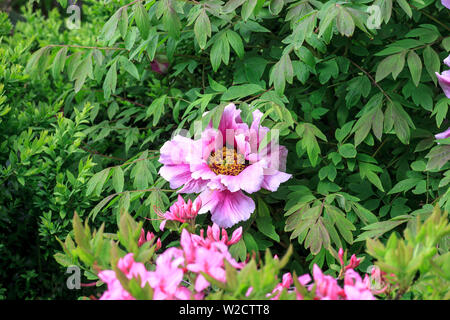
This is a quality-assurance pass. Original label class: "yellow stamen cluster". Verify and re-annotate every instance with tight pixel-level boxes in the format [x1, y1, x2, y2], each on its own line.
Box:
[207, 147, 247, 176]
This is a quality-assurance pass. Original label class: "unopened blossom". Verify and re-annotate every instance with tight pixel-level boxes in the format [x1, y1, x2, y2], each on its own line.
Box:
[436, 55, 450, 98]
[159, 103, 291, 228]
[138, 228, 162, 250]
[151, 58, 169, 74]
[338, 248, 361, 271]
[157, 195, 201, 230]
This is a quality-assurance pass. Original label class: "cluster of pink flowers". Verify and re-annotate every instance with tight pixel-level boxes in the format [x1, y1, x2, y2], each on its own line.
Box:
[98, 225, 243, 300]
[267, 265, 375, 300]
[157, 195, 202, 230]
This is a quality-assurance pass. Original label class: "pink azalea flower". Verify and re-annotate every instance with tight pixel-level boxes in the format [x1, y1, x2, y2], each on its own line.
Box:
[138, 228, 162, 250]
[343, 269, 375, 300]
[193, 223, 242, 247]
[98, 270, 135, 300]
[157, 195, 201, 230]
[181, 229, 243, 292]
[442, 0, 450, 9]
[436, 55, 450, 98]
[99, 253, 152, 300]
[147, 248, 191, 300]
[268, 272, 312, 300]
[159, 103, 292, 228]
[311, 265, 345, 300]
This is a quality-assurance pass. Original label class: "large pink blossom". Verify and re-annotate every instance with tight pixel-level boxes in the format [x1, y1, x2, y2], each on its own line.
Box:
[159, 103, 291, 228]
[436, 55, 450, 98]
[442, 0, 450, 9]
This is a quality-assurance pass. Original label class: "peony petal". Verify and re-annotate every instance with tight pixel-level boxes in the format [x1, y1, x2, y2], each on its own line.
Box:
[219, 161, 265, 193]
[158, 164, 192, 190]
[435, 127, 450, 140]
[178, 178, 209, 193]
[199, 189, 255, 228]
[442, 0, 450, 9]
[261, 170, 292, 192]
[436, 70, 450, 98]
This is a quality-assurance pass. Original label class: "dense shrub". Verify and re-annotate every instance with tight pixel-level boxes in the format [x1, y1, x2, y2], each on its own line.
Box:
[0, 0, 449, 300]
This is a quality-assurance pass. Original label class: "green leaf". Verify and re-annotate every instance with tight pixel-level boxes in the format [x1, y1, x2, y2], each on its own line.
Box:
[118, 7, 129, 39]
[226, 30, 244, 59]
[241, 0, 257, 21]
[407, 50, 422, 87]
[423, 45, 440, 84]
[146, 95, 166, 126]
[221, 84, 264, 101]
[269, 0, 284, 15]
[375, 52, 406, 82]
[194, 9, 211, 50]
[336, 6, 355, 37]
[103, 62, 117, 99]
[210, 33, 230, 72]
[396, 0, 412, 18]
[118, 56, 140, 80]
[101, 10, 120, 41]
[52, 47, 68, 79]
[134, 2, 150, 40]
[112, 166, 124, 193]
[338, 143, 357, 158]
[270, 53, 293, 95]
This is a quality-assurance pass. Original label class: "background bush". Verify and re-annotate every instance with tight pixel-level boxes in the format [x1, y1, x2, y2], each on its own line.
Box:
[0, 0, 449, 299]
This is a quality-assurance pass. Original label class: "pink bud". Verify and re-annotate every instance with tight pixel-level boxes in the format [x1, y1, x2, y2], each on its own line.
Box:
[227, 227, 243, 245]
[338, 248, 344, 266]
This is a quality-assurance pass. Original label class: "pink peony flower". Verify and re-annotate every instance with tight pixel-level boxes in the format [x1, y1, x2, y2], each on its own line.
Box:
[436, 55, 450, 98]
[157, 195, 201, 231]
[138, 228, 162, 250]
[159, 103, 291, 228]
[435, 127, 450, 140]
[442, 0, 450, 9]
[151, 59, 169, 74]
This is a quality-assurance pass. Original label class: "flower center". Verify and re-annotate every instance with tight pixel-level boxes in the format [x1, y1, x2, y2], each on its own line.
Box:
[207, 147, 247, 176]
